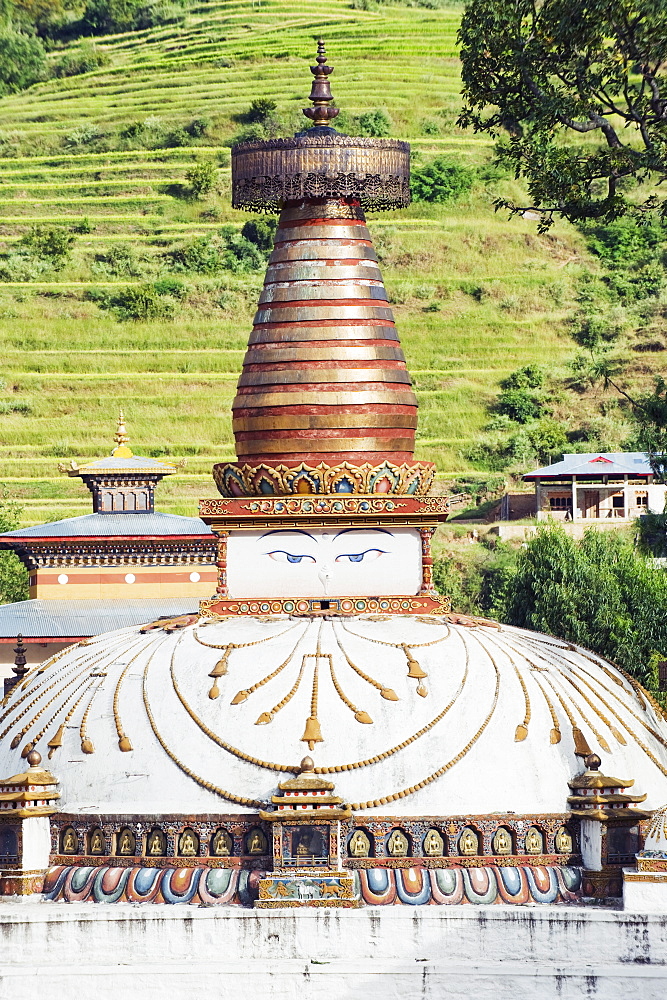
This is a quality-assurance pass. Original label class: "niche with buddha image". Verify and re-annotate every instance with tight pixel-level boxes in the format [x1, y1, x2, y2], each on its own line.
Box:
[178, 828, 200, 857]
[245, 828, 268, 856]
[211, 828, 233, 857]
[88, 828, 105, 856]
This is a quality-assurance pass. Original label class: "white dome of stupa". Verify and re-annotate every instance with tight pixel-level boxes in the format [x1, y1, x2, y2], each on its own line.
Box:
[3, 613, 666, 817]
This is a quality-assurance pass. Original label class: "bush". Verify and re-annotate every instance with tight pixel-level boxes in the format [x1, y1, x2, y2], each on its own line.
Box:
[241, 216, 278, 253]
[221, 232, 265, 272]
[499, 365, 544, 392]
[92, 242, 142, 277]
[186, 161, 217, 198]
[19, 224, 75, 270]
[411, 157, 475, 203]
[0, 254, 52, 281]
[64, 123, 106, 147]
[356, 109, 391, 137]
[50, 43, 109, 78]
[495, 389, 543, 423]
[166, 229, 265, 274]
[185, 116, 211, 138]
[242, 98, 277, 124]
[98, 283, 177, 321]
[82, 0, 142, 32]
[583, 218, 667, 302]
[0, 29, 47, 95]
[152, 276, 187, 298]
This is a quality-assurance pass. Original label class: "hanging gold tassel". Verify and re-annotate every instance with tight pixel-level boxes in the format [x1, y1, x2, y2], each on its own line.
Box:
[550, 728, 561, 744]
[598, 736, 611, 753]
[209, 652, 230, 678]
[573, 727, 592, 756]
[208, 678, 221, 700]
[47, 724, 65, 758]
[20, 742, 34, 758]
[10, 735, 21, 750]
[402, 645, 427, 681]
[354, 710, 373, 724]
[416, 683, 428, 698]
[301, 715, 323, 750]
[81, 737, 95, 754]
[118, 735, 133, 752]
[380, 688, 399, 701]
[255, 711, 273, 725]
[514, 724, 528, 742]
[231, 689, 249, 705]
[610, 726, 626, 745]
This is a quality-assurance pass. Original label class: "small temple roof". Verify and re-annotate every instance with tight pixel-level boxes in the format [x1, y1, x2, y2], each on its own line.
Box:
[524, 452, 654, 481]
[0, 511, 213, 540]
[0, 598, 200, 641]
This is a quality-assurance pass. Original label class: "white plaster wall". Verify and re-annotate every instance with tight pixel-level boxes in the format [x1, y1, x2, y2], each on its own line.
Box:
[580, 819, 603, 871]
[0, 904, 666, 1000]
[20, 816, 51, 870]
[624, 872, 667, 913]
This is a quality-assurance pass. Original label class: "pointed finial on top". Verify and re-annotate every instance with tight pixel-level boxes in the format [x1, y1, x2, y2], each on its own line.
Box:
[112, 409, 133, 458]
[299, 755, 315, 773]
[12, 634, 27, 681]
[302, 39, 339, 128]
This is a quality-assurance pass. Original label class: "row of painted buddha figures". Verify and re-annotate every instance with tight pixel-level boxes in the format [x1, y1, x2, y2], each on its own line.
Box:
[57, 823, 575, 859]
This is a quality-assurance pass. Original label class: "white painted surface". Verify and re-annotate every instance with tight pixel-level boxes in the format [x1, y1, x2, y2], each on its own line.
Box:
[2, 617, 667, 817]
[624, 871, 667, 913]
[20, 816, 51, 870]
[1, 904, 667, 1000]
[648, 485, 666, 514]
[226, 527, 422, 597]
[580, 819, 603, 871]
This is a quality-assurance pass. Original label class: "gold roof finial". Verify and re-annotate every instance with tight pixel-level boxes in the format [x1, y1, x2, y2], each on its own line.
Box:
[302, 39, 339, 128]
[112, 409, 133, 459]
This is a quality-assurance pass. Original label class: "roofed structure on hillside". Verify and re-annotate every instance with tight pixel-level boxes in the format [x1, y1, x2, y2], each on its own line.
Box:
[523, 451, 667, 522]
[0, 413, 215, 661]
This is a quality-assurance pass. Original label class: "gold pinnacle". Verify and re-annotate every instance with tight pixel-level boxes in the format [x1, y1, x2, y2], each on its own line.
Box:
[112, 409, 133, 458]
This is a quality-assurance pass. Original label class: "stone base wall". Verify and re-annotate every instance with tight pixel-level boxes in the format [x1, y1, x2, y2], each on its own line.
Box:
[1, 903, 667, 1000]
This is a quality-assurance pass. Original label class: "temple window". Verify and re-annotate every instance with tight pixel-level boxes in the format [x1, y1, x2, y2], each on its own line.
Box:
[492, 827, 513, 856]
[423, 828, 445, 857]
[60, 827, 78, 854]
[458, 827, 479, 856]
[524, 826, 544, 854]
[116, 828, 136, 856]
[146, 829, 167, 857]
[245, 828, 268, 855]
[348, 829, 372, 858]
[0, 827, 18, 858]
[88, 828, 105, 855]
[386, 828, 410, 857]
[178, 829, 199, 857]
[211, 828, 233, 857]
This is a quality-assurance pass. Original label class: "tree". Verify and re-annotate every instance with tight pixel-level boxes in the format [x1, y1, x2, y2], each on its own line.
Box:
[186, 161, 217, 199]
[19, 224, 75, 270]
[458, 0, 667, 229]
[411, 157, 474, 204]
[0, 28, 46, 95]
[0, 496, 28, 605]
[497, 524, 667, 687]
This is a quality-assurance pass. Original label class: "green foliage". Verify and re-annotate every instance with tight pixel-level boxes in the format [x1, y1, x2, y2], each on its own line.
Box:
[638, 513, 667, 558]
[92, 242, 142, 277]
[634, 376, 667, 483]
[50, 43, 109, 78]
[411, 157, 474, 204]
[496, 525, 667, 686]
[87, 281, 179, 320]
[241, 98, 277, 124]
[458, 0, 667, 228]
[433, 537, 518, 616]
[0, 495, 29, 605]
[82, 0, 185, 33]
[185, 160, 217, 199]
[166, 228, 264, 274]
[582, 218, 667, 303]
[152, 276, 187, 298]
[495, 388, 543, 423]
[356, 109, 392, 137]
[0, 28, 46, 95]
[19, 224, 75, 270]
[499, 365, 544, 392]
[241, 216, 278, 253]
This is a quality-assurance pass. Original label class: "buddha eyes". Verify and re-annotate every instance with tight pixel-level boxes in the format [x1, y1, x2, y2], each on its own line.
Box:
[266, 548, 386, 564]
[267, 551, 316, 564]
[335, 549, 385, 563]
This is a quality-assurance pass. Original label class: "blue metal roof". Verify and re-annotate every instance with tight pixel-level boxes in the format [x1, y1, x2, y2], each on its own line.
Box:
[0, 599, 199, 640]
[524, 452, 654, 481]
[0, 512, 214, 540]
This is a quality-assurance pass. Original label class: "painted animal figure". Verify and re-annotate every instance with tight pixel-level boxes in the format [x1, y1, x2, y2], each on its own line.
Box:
[296, 882, 319, 900]
[319, 883, 345, 898]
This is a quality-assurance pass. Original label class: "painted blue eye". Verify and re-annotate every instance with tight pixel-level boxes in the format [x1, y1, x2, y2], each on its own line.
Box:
[267, 550, 316, 564]
[335, 549, 385, 564]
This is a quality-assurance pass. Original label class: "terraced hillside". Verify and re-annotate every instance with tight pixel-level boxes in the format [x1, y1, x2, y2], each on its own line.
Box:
[0, 0, 590, 524]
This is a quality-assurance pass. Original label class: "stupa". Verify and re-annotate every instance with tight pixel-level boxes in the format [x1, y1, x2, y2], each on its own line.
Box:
[1, 45, 667, 998]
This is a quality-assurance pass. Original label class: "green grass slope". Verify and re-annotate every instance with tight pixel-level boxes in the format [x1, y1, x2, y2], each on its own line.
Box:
[0, 0, 592, 524]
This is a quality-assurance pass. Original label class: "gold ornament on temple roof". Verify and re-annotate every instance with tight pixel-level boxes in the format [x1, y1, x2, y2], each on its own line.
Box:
[112, 409, 133, 459]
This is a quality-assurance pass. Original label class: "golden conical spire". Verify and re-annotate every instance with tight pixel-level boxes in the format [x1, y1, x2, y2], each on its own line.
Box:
[112, 409, 133, 458]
